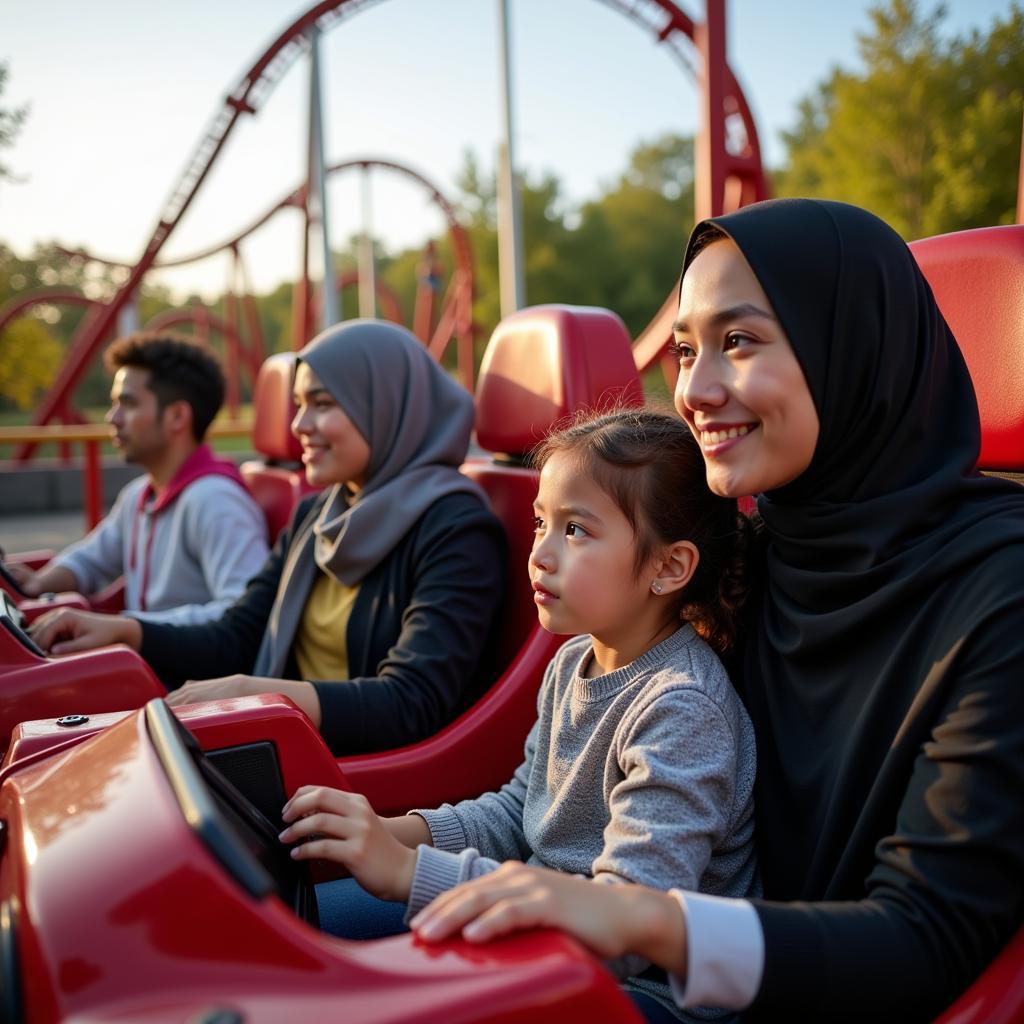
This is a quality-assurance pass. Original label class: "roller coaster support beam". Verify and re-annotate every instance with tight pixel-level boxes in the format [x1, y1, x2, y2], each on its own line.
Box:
[358, 165, 377, 317]
[696, 0, 726, 220]
[496, 0, 525, 316]
[308, 23, 339, 332]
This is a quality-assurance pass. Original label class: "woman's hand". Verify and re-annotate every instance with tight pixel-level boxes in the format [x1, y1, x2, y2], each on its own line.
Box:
[164, 676, 322, 726]
[29, 609, 142, 655]
[164, 674, 259, 707]
[279, 786, 417, 903]
[410, 863, 688, 976]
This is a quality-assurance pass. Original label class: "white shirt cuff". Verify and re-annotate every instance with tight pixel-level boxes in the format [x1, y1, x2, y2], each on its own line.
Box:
[667, 891, 764, 1010]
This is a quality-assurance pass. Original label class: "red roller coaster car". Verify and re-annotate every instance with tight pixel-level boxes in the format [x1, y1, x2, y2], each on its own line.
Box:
[1, 226, 1023, 1022]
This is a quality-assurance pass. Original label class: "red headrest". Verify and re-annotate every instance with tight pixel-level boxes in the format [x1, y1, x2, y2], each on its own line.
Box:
[910, 224, 1024, 471]
[474, 305, 644, 456]
[251, 352, 303, 463]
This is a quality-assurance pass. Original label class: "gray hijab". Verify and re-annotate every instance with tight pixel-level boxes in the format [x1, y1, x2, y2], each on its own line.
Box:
[253, 319, 486, 678]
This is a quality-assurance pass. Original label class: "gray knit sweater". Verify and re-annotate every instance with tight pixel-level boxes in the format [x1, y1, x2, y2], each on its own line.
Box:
[408, 625, 758, 1020]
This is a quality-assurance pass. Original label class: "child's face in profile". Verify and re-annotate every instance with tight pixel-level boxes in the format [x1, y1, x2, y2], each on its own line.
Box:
[530, 451, 651, 644]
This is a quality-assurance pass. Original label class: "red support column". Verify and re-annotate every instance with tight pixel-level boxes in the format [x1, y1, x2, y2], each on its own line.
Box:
[238, 252, 266, 370]
[224, 256, 241, 418]
[84, 440, 102, 531]
[413, 241, 442, 343]
[696, 0, 727, 221]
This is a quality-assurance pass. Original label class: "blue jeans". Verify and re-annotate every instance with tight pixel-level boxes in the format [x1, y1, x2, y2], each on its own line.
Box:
[629, 990, 684, 1023]
[315, 878, 409, 940]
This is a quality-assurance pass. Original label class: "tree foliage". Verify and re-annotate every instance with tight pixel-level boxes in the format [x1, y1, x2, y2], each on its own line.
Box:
[6, 0, 1019, 417]
[0, 61, 28, 183]
[0, 243, 172, 412]
[0, 318, 62, 410]
[373, 133, 694, 352]
[775, 0, 1024, 238]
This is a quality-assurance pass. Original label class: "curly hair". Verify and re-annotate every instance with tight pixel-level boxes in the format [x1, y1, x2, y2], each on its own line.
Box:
[104, 332, 225, 441]
[533, 406, 752, 652]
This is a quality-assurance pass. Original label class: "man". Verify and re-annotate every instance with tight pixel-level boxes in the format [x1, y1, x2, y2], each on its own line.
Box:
[11, 332, 268, 624]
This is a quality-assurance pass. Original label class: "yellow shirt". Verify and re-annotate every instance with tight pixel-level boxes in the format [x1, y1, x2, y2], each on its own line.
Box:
[292, 571, 360, 681]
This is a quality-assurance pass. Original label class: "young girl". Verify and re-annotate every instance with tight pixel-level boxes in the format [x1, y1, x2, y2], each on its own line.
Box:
[280, 408, 758, 1021]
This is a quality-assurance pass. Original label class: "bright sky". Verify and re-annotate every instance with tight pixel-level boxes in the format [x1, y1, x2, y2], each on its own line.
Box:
[1, 0, 1014, 301]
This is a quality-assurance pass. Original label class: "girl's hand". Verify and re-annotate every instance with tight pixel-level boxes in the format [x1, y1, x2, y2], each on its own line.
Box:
[29, 609, 141, 655]
[410, 862, 688, 976]
[279, 786, 417, 903]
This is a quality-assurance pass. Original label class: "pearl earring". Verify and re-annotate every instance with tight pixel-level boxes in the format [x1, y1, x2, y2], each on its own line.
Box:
[651, 581, 664, 595]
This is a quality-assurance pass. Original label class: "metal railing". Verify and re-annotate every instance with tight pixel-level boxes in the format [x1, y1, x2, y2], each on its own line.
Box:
[0, 422, 253, 531]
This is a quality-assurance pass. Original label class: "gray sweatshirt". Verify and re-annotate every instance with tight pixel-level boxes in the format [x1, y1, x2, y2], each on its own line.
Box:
[56, 473, 268, 625]
[408, 625, 758, 1020]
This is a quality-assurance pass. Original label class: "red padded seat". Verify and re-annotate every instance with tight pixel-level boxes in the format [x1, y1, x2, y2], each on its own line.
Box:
[907, 224, 1024, 1024]
[475, 304, 645, 457]
[466, 304, 645, 669]
[339, 304, 644, 812]
[910, 224, 1024, 472]
[240, 352, 318, 541]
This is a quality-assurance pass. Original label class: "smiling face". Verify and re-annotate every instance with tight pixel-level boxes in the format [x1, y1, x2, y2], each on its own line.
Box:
[530, 450, 655, 650]
[106, 366, 171, 467]
[291, 363, 371, 490]
[672, 237, 820, 498]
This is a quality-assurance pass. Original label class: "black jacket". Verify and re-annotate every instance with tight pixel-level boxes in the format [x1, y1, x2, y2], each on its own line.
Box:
[141, 490, 507, 754]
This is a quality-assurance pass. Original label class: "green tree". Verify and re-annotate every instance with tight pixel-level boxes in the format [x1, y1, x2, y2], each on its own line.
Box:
[775, 0, 1023, 239]
[0, 318, 62, 410]
[571, 134, 695, 337]
[428, 135, 695, 348]
[0, 60, 28, 183]
[0, 244, 98, 412]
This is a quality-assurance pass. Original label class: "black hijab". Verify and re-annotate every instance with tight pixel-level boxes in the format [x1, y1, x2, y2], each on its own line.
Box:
[680, 200, 1024, 1015]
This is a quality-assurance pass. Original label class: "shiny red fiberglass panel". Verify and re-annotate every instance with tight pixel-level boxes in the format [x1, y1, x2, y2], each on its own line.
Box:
[932, 925, 1024, 1024]
[908, 223, 1024, 1023]
[0, 704, 640, 1023]
[0, 550, 94, 618]
[14, 593, 90, 625]
[0, 624, 162, 755]
[2, 696, 344, 796]
[910, 224, 1024, 471]
[475, 304, 643, 456]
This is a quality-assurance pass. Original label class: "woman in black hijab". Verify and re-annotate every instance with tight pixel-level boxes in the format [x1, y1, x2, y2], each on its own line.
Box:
[407, 200, 1024, 1022]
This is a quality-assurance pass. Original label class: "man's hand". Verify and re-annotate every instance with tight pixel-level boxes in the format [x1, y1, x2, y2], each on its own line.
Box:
[4, 562, 41, 597]
[409, 862, 689, 977]
[29, 609, 142, 655]
[4, 562, 78, 598]
[280, 786, 418, 903]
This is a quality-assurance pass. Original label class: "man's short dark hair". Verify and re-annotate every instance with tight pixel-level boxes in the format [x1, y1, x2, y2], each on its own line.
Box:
[104, 332, 226, 441]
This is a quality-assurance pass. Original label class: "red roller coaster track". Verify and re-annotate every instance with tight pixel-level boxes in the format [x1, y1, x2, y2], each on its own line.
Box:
[15, 0, 766, 460]
[25, 157, 477, 411]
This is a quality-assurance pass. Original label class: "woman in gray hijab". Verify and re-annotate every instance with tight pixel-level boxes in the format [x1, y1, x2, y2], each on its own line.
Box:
[34, 321, 507, 755]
